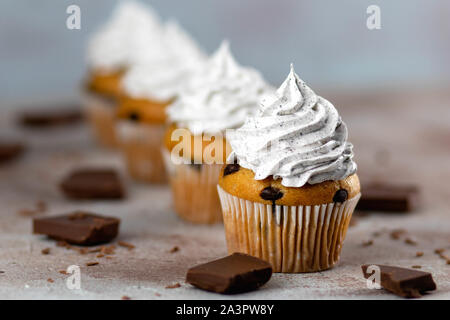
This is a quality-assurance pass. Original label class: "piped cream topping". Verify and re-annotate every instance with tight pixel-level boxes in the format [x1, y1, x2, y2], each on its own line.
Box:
[87, 0, 163, 72]
[167, 41, 273, 135]
[227, 65, 357, 187]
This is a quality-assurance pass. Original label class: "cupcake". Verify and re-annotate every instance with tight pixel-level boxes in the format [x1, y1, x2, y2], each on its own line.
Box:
[116, 21, 206, 183]
[163, 41, 273, 224]
[84, 1, 163, 148]
[219, 65, 360, 272]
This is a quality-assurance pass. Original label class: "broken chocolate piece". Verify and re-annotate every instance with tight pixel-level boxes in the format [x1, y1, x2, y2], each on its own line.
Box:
[186, 253, 272, 294]
[356, 183, 419, 212]
[260, 187, 283, 201]
[361, 264, 436, 298]
[60, 168, 125, 200]
[223, 164, 240, 176]
[19, 107, 82, 128]
[33, 211, 120, 245]
[0, 143, 25, 163]
[333, 189, 348, 203]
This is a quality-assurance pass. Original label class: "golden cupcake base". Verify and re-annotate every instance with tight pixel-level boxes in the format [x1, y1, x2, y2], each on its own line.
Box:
[218, 185, 361, 273]
[163, 150, 223, 224]
[83, 93, 118, 148]
[117, 121, 167, 184]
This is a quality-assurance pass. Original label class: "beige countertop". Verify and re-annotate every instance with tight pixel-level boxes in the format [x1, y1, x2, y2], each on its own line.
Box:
[0, 89, 449, 299]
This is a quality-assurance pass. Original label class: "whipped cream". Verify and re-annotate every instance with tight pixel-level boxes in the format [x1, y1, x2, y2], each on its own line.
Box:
[227, 65, 357, 187]
[87, 0, 163, 72]
[167, 41, 272, 135]
[121, 20, 207, 101]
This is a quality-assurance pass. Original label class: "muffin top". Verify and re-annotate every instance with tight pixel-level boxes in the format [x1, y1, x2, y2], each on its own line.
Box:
[227, 65, 357, 188]
[166, 41, 273, 135]
[121, 20, 206, 102]
[87, 1, 163, 73]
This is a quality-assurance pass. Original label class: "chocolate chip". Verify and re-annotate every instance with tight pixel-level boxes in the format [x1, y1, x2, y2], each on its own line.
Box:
[260, 187, 283, 201]
[333, 189, 348, 203]
[128, 112, 140, 122]
[223, 164, 240, 176]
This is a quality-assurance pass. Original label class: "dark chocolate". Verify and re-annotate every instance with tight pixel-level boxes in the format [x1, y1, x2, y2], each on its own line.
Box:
[60, 168, 125, 200]
[333, 189, 348, 203]
[260, 187, 283, 201]
[33, 211, 120, 245]
[223, 164, 240, 176]
[19, 107, 83, 128]
[361, 264, 436, 298]
[357, 183, 419, 212]
[0, 143, 25, 163]
[186, 253, 272, 294]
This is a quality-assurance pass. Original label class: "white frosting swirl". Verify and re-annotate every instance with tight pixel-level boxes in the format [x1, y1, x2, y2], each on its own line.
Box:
[121, 20, 207, 101]
[87, 0, 163, 72]
[227, 65, 357, 187]
[167, 41, 273, 135]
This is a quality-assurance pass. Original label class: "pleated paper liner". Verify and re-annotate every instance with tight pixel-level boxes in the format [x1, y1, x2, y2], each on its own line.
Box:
[217, 185, 361, 273]
[162, 149, 223, 224]
[116, 121, 167, 183]
[83, 92, 118, 148]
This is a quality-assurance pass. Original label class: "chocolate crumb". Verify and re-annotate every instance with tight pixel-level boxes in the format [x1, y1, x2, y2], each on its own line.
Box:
[434, 248, 445, 255]
[416, 252, 424, 257]
[106, 256, 114, 260]
[47, 278, 54, 283]
[86, 262, 99, 267]
[412, 265, 422, 269]
[121, 296, 131, 300]
[41, 248, 51, 255]
[96, 254, 105, 258]
[223, 164, 240, 176]
[333, 189, 348, 203]
[128, 112, 140, 122]
[169, 246, 179, 253]
[362, 240, 374, 247]
[405, 238, 417, 246]
[0, 271, 5, 274]
[165, 283, 181, 289]
[118, 241, 135, 250]
[390, 229, 406, 240]
[59, 270, 68, 275]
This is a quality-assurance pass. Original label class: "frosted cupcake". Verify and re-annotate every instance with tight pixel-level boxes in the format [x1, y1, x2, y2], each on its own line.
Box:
[163, 41, 272, 224]
[84, 0, 163, 148]
[116, 21, 206, 183]
[219, 65, 360, 272]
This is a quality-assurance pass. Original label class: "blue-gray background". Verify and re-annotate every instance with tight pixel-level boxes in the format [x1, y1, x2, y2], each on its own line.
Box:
[1, 0, 449, 102]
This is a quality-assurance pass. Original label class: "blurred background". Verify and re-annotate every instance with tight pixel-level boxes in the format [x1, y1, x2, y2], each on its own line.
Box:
[1, 0, 450, 103]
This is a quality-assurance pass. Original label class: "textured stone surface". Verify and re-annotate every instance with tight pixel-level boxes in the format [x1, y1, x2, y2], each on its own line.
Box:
[0, 90, 449, 299]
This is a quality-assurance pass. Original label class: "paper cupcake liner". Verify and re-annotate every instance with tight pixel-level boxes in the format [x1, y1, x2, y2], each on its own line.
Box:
[116, 121, 167, 184]
[82, 92, 118, 148]
[162, 149, 223, 224]
[217, 185, 361, 273]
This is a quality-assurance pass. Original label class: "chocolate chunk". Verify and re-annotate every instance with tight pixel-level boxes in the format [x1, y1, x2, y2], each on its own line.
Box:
[333, 189, 348, 203]
[186, 253, 272, 294]
[128, 112, 140, 122]
[361, 264, 436, 298]
[223, 164, 240, 176]
[33, 211, 120, 245]
[260, 187, 283, 201]
[357, 183, 419, 212]
[0, 143, 25, 163]
[60, 169, 125, 200]
[19, 107, 82, 128]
